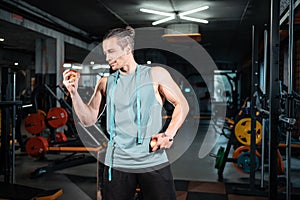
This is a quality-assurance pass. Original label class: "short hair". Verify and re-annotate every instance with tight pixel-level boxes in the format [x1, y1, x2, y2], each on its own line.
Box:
[103, 26, 135, 50]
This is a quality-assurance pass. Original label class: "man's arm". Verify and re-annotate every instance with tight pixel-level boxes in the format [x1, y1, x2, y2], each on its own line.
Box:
[151, 67, 189, 151]
[63, 69, 107, 126]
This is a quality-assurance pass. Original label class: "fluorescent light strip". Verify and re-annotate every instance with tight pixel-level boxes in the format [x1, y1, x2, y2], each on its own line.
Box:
[152, 16, 175, 25]
[72, 64, 83, 69]
[63, 63, 72, 68]
[179, 15, 208, 24]
[92, 64, 110, 70]
[140, 8, 174, 17]
[179, 6, 209, 16]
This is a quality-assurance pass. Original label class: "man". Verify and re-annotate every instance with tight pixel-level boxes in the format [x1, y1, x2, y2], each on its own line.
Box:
[63, 26, 189, 200]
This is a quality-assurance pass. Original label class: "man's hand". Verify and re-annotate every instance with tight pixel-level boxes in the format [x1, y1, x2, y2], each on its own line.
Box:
[63, 69, 80, 96]
[150, 133, 174, 152]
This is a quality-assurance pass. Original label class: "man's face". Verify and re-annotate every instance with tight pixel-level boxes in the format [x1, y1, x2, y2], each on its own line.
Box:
[103, 37, 127, 71]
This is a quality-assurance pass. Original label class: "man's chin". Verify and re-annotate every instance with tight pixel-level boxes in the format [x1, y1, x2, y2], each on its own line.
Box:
[111, 65, 117, 70]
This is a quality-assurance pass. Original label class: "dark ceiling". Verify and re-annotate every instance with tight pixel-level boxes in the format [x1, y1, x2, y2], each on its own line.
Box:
[0, 0, 290, 70]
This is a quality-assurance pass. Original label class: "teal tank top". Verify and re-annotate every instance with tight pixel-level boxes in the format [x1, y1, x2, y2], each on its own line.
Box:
[105, 65, 168, 171]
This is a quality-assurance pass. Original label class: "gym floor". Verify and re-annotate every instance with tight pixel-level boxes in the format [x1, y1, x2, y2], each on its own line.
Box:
[6, 119, 300, 200]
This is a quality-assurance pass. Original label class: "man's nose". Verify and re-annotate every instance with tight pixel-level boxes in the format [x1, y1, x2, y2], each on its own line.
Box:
[106, 55, 111, 62]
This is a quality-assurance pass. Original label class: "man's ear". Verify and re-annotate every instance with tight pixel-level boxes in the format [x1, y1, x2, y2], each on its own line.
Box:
[125, 46, 131, 54]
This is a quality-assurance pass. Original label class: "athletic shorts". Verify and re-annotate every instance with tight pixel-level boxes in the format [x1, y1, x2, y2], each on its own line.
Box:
[101, 164, 176, 200]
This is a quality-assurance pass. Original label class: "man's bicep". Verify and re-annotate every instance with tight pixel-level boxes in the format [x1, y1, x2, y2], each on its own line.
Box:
[88, 78, 107, 111]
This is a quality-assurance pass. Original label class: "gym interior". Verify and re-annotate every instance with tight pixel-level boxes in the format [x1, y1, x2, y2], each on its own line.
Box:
[1, 0, 300, 199]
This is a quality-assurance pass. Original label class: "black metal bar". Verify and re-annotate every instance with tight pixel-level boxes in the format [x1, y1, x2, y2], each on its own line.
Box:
[261, 29, 268, 188]
[269, 0, 280, 199]
[286, 0, 295, 199]
[250, 25, 259, 191]
[11, 71, 16, 184]
[0, 67, 12, 183]
[0, 107, 10, 183]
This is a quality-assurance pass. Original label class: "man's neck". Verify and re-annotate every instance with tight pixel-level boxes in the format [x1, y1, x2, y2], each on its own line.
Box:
[120, 60, 137, 74]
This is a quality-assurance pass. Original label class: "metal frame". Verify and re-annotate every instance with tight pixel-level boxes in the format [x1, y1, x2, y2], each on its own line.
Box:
[269, 0, 281, 199]
[286, 0, 295, 199]
[250, 25, 259, 191]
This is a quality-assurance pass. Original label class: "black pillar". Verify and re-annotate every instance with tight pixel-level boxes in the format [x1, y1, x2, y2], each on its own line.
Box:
[269, 0, 280, 199]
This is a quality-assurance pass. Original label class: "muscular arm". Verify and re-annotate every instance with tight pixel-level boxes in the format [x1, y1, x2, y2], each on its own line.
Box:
[151, 67, 189, 150]
[63, 70, 107, 126]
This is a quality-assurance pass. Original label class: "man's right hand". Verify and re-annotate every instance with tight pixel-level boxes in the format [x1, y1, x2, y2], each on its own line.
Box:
[63, 69, 80, 96]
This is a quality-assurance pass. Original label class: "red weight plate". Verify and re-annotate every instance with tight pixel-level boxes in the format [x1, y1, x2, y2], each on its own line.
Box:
[25, 136, 48, 157]
[55, 131, 68, 142]
[47, 107, 68, 128]
[24, 113, 45, 134]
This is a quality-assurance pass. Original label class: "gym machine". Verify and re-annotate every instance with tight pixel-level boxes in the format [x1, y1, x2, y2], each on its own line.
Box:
[24, 83, 108, 178]
[0, 67, 63, 199]
[214, 0, 300, 199]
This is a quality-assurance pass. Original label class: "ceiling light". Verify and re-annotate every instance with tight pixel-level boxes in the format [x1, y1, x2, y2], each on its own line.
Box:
[0, 38, 4, 42]
[178, 6, 209, 16]
[90, 61, 95, 65]
[63, 63, 72, 68]
[140, 6, 209, 25]
[14, 62, 19, 66]
[72, 64, 83, 69]
[152, 16, 176, 25]
[179, 16, 208, 24]
[92, 64, 110, 70]
[140, 8, 174, 17]
[147, 61, 152, 64]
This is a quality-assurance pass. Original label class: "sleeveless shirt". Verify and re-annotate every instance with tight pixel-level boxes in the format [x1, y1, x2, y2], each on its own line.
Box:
[105, 65, 168, 170]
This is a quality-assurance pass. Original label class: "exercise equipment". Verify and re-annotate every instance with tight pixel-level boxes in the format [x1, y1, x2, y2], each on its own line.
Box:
[25, 136, 49, 157]
[1, 68, 22, 183]
[214, 146, 225, 170]
[24, 106, 69, 157]
[24, 113, 46, 134]
[0, 68, 63, 199]
[48, 132, 67, 143]
[234, 117, 262, 146]
[46, 107, 68, 129]
[236, 152, 259, 173]
[24, 83, 109, 178]
[232, 146, 260, 174]
[30, 122, 108, 178]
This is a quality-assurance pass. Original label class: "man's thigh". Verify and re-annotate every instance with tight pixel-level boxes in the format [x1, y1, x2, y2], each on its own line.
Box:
[138, 165, 176, 200]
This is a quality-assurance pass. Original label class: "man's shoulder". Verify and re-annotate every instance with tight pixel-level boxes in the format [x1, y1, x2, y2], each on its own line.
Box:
[150, 66, 168, 76]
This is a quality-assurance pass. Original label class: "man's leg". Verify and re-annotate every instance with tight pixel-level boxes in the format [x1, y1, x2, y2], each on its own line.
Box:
[138, 165, 176, 200]
[102, 166, 137, 200]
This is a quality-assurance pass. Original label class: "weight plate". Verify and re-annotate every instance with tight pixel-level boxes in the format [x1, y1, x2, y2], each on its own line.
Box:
[234, 117, 262, 146]
[48, 131, 68, 143]
[232, 146, 261, 174]
[25, 136, 48, 157]
[47, 107, 68, 128]
[24, 113, 45, 134]
[215, 146, 225, 169]
[236, 152, 260, 173]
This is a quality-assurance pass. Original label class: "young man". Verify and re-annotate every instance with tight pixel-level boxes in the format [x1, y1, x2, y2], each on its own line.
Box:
[63, 26, 189, 200]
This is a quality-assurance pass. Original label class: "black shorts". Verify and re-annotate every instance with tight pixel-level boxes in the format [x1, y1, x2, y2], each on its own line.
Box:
[101, 164, 176, 200]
